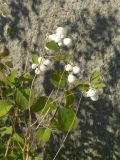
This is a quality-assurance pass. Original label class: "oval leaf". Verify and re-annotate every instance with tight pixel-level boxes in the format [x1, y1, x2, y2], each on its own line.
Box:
[32, 96, 56, 114]
[0, 100, 13, 117]
[65, 90, 75, 106]
[36, 128, 51, 142]
[46, 41, 59, 51]
[58, 107, 77, 131]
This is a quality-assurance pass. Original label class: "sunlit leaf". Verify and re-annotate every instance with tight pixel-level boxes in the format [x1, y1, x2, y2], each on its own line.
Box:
[12, 133, 24, 145]
[58, 107, 77, 131]
[90, 71, 102, 85]
[76, 81, 89, 91]
[65, 90, 75, 106]
[32, 55, 39, 64]
[46, 41, 59, 51]
[93, 82, 106, 89]
[0, 126, 12, 137]
[0, 100, 13, 117]
[36, 128, 51, 142]
[7, 71, 16, 85]
[15, 88, 32, 110]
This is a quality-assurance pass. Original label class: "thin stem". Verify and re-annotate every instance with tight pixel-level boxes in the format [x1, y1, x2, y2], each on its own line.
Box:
[52, 94, 83, 160]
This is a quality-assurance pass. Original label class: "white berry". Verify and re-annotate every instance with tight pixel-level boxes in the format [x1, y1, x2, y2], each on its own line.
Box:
[48, 34, 56, 41]
[58, 42, 63, 46]
[90, 95, 99, 101]
[56, 27, 66, 38]
[63, 38, 72, 48]
[68, 74, 76, 83]
[54, 35, 62, 43]
[86, 88, 97, 97]
[44, 59, 51, 66]
[38, 57, 44, 64]
[39, 64, 47, 72]
[65, 64, 73, 72]
[72, 66, 80, 74]
[35, 68, 40, 75]
[31, 63, 37, 69]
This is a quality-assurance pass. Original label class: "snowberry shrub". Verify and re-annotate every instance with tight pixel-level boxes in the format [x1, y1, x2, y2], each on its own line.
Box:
[0, 27, 105, 160]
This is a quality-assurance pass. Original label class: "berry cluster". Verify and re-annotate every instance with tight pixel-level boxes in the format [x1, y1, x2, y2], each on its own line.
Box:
[48, 27, 72, 48]
[65, 64, 80, 84]
[85, 88, 103, 101]
[32, 57, 52, 75]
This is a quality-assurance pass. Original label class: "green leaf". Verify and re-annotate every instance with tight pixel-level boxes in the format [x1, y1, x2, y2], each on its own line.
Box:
[32, 55, 39, 64]
[0, 100, 13, 117]
[5, 61, 13, 68]
[90, 71, 102, 85]
[46, 41, 59, 51]
[53, 54, 73, 62]
[76, 82, 89, 91]
[0, 51, 9, 58]
[0, 126, 12, 137]
[7, 71, 16, 85]
[32, 96, 56, 114]
[50, 71, 67, 89]
[65, 90, 75, 106]
[12, 133, 24, 145]
[36, 128, 51, 142]
[20, 73, 33, 82]
[0, 63, 6, 71]
[93, 82, 106, 89]
[58, 107, 77, 131]
[50, 119, 58, 129]
[6, 27, 13, 35]
[15, 88, 32, 110]
[0, 71, 6, 84]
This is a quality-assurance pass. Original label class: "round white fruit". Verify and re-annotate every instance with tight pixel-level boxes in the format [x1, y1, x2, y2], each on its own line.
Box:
[35, 68, 40, 75]
[38, 56, 44, 63]
[65, 64, 73, 72]
[86, 88, 97, 97]
[56, 27, 66, 38]
[48, 34, 56, 41]
[39, 64, 47, 72]
[72, 66, 80, 74]
[44, 59, 51, 66]
[31, 63, 37, 69]
[63, 38, 72, 48]
[90, 95, 99, 101]
[68, 74, 76, 83]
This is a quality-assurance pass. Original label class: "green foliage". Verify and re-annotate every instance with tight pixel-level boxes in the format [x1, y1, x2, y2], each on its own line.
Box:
[0, 100, 13, 117]
[76, 81, 89, 91]
[90, 71, 106, 89]
[50, 70, 68, 89]
[53, 54, 73, 62]
[6, 27, 13, 36]
[58, 107, 77, 131]
[7, 70, 17, 85]
[5, 61, 13, 68]
[65, 90, 75, 106]
[32, 55, 39, 64]
[0, 71, 6, 84]
[32, 96, 56, 114]
[12, 133, 24, 145]
[46, 41, 59, 51]
[0, 63, 6, 71]
[15, 88, 31, 110]
[0, 50, 9, 58]
[36, 128, 51, 142]
[0, 126, 12, 137]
